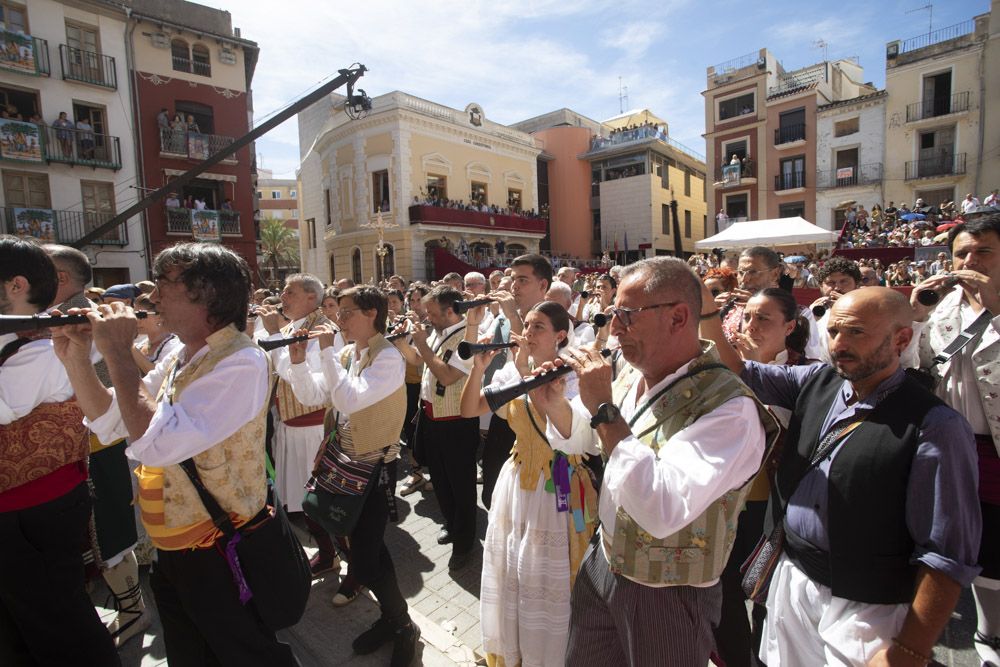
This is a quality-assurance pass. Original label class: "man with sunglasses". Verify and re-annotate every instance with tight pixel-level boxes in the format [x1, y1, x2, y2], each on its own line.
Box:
[531, 257, 778, 666]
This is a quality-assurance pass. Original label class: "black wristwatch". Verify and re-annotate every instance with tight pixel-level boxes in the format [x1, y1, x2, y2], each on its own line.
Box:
[590, 402, 621, 429]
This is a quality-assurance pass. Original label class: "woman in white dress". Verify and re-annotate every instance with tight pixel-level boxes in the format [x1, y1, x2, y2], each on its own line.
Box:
[460, 301, 599, 667]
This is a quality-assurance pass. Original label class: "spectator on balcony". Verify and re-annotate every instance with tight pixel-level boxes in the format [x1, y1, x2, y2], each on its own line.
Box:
[75, 117, 95, 159]
[28, 112, 42, 125]
[984, 189, 999, 208]
[169, 115, 186, 153]
[185, 115, 200, 134]
[963, 193, 981, 214]
[221, 198, 233, 211]
[716, 209, 729, 229]
[52, 112, 74, 158]
[156, 108, 169, 130]
[165, 192, 181, 209]
[730, 154, 740, 166]
[194, 197, 207, 211]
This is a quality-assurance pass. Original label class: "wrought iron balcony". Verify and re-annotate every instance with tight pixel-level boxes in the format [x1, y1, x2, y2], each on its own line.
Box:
[58, 45, 117, 89]
[1, 206, 127, 245]
[171, 56, 211, 77]
[815, 162, 883, 188]
[0, 29, 50, 76]
[166, 207, 241, 235]
[42, 124, 122, 169]
[159, 127, 236, 161]
[905, 153, 966, 180]
[408, 204, 546, 235]
[774, 171, 806, 191]
[774, 123, 806, 145]
[905, 91, 971, 122]
[714, 159, 755, 184]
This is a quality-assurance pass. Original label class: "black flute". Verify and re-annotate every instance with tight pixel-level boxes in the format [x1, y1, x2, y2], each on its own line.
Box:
[482, 348, 614, 412]
[0, 311, 151, 335]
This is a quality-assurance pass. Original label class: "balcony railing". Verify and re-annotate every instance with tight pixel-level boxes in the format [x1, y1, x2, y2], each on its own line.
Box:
[42, 124, 122, 169]
[714, 159, 755, 183]
[900, 20, 975, 54]
[905, 153, 967, 180]
[159, 127, 235, 161]
[166, 207, 241, 236]
[1, 206, 127, 246]
[171, 56, 211, 77]
[0, 29, 50, 76]
[58, 45, 117, 89]
[774, 123, 806, 145]
[409, 204, 546, 235]
[905, 91, 971, 122]
[816, 162, 883, 188]
[775, 171, 806, 190]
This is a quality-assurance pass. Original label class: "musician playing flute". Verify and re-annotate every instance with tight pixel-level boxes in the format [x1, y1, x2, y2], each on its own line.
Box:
[529, 257, 778, 666]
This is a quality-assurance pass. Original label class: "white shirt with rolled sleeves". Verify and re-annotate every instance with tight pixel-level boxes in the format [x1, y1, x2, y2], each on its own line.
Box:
[86, 343, 270, 467]
[545, 357, 767, 586]
[0, 336, 74, 425]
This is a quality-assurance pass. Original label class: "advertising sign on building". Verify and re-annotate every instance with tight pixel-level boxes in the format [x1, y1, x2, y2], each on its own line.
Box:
[0, 119, 43, 162]
[836, 167, 855, 180]
[722, 164, 741, 186]
[191, 209, 220, 242]
[0, 29, 37, 75]
[13, 208, 56, 242]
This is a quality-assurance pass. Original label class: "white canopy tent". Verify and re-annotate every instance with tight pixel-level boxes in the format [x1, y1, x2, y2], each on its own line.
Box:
[695, 217, 837, 250]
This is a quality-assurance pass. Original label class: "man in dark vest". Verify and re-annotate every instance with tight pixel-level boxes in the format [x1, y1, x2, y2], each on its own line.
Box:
[702, 286, 981, 665]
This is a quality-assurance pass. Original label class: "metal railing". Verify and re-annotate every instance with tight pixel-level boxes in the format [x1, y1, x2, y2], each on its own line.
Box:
[714, 159, 755, 183]
[905, 91, 970, 122]
[815, 162, 883, 188]
[905, 153, 967, 180]
[1, 206, 127, 245]
[774, 123, 806, 144]
[900, 20, 976, 54]
[166, 207, 241, 235]
[40, 124, 121, 169]
[159, 127, 235, 160]
[0, 30, 49, 76]
[712, 50, 759, 74]
[171, 56, 211, 77]
[768, 65, 826, 97]
[775, 171, 806, 190]
[58, 45, 117, 89]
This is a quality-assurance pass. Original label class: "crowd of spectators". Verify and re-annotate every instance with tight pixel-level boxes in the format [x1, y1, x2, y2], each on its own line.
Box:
[412, 195, 546, 219]
[839, 191, 998, 249]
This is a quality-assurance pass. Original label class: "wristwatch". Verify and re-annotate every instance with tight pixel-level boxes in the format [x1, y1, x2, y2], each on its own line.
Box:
[590, 402, 621, 429]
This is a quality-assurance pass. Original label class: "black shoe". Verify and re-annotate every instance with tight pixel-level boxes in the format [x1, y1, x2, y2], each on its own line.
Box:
[436, 529, 452, 545]
[448, 547, 472, 570]
[390, 622, 420, 667]
[352, 617, 394, 655]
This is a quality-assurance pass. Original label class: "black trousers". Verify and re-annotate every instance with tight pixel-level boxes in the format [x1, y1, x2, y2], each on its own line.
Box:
[481, 413, 515, 509]
[402, 382, 422, 466]
[0, 482, 120, 667]
[351, 460, 408, 624]
[713, 500, 768, 667]
[416, 411, 480, 552]
[151, 542, 297, 666]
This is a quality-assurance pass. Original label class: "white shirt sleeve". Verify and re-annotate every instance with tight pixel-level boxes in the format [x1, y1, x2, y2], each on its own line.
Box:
[604, 396, 766, 540]
[544, 394, 601, 456]
[319, 345, 405, 414]
[124, 346, 270, 467]
[0, 338, 74, 425]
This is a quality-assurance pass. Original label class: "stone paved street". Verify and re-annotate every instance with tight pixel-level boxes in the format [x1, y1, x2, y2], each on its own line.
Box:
[102, 475, 982, 666]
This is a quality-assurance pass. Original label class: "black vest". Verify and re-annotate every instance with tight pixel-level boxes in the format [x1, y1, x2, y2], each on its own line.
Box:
[767, 367, 943, 604]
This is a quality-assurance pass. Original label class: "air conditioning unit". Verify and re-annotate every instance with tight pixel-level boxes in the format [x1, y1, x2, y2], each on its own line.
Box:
[218, 47, 237, 65]
[150, 32, 169, 49]
[886, 41, 900, 59]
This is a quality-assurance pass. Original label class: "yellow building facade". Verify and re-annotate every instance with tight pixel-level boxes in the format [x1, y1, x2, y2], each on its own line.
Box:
[298, 93, 542, 283]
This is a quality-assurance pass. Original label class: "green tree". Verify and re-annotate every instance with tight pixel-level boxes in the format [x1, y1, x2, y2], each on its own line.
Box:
[258, 218, 300, 288]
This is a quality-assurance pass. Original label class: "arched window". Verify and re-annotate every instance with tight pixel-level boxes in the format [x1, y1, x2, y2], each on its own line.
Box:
[171, 39, 190, 73]
[375, 244, 395, 282]
[191, 43, 211, 77]
[351, 247, 363, 285]
[507, 243, 527, 257]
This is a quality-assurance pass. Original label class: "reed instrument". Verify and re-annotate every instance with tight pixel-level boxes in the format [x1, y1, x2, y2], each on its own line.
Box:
[258, 334, 310, 352]
[451, 298, 493, 315]
[0, 311, 151, 335]
[916, 275, 960, 306]
[482, 348, 615, 413]
[456, 340, 517, 360]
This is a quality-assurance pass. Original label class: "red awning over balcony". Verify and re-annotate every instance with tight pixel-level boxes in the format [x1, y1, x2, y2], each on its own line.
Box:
[409, 205, 546, 235]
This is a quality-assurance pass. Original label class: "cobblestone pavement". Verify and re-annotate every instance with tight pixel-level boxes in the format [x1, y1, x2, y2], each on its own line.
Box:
[102, 476, 982, 666]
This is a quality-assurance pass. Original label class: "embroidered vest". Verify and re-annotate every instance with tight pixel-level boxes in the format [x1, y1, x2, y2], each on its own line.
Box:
[424, 324, 467, 419]
[603, 342, 779, 586]
[274, 309, 332, 423]
[143, 325, 269, 530]
[325, 334, 407, 457]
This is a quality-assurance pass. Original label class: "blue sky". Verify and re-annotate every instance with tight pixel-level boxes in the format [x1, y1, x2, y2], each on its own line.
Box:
[206, 0, 988, 178]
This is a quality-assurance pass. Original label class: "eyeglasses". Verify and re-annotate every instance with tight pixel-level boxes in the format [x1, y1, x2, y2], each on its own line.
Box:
[609, 301, 680, 327]
[337, 308, 359, 319]
[152, 273, 185, 290]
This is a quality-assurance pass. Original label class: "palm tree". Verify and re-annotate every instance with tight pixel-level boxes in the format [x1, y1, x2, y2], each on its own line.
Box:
[258, 218, 299, 288]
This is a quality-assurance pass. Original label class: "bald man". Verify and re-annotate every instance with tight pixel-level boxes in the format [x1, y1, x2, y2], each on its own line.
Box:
[700, 287, 982, 666]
